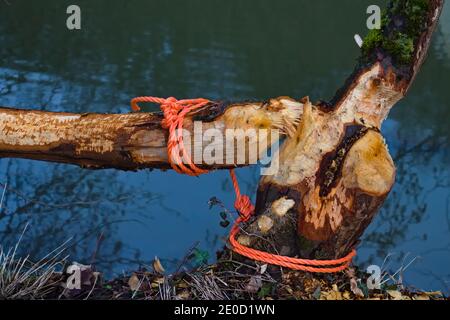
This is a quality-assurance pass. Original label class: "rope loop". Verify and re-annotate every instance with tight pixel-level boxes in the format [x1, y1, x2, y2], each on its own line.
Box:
[130, 95, 356, 273]
[131, 96, 210, 176]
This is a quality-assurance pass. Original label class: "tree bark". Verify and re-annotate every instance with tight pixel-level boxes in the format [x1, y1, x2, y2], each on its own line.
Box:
[0, 0, 443, 264]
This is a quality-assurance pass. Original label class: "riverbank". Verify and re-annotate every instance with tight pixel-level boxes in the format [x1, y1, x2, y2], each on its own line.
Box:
[1, 248, 445, 300]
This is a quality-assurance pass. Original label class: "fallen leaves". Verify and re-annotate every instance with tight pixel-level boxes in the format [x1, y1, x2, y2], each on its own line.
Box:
[321, 291, 343, 300]
[245, 275, 263, 293]
[128, 274, 141, 292]
[387, 290, 403, 300]
[384, 289, 446, 300]
[151, 277, 165, 288]
[320, 284, 343, 300]
[153, 256, 165, 275]
[50, 253, 448, 300]
[412, 294, 430, 300]
[61, 262, 101, 298]
[259, 264, 268, 275]
[350, 278, 365, 298]
[424, 291, 444, 298]
[346, 267, 365, 298]
[175, 290, 191, 300]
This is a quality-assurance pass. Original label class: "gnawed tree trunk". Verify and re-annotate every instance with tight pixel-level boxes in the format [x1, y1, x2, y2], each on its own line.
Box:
[0, 0, 443, 265]
[243, 0, 444, 261]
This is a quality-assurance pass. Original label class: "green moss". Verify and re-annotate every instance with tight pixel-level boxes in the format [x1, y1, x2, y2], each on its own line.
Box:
[384, 32, 415, 63]
[392, 0, 429, 35]
[361, 0, 430, 65]
[361, 29, 383, 55]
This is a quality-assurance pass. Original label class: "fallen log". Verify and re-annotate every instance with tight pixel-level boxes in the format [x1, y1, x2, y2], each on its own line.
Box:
[0, 98, 302, 170]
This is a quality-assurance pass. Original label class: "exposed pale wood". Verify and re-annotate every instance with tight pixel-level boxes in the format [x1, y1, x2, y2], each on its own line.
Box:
[243, 0, 444, 260]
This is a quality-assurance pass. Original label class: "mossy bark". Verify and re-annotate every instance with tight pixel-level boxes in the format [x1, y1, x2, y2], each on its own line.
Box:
[362, 0, 433, 65]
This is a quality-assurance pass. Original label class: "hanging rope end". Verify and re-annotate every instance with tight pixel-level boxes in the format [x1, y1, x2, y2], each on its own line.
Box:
[130, 98, 142, 112]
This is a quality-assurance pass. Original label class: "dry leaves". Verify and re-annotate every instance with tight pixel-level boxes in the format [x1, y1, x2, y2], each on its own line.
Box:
[175, 290, 191, 300]
[153, 256, 165, 275]
[151, 277, 165, 288]
[245, 275, 263, 293]
[128, 273, 141, 292]
[259, 264, 268, 274]
[320, 284, 343, 300]
[385, 290, 441, 300]
[387, 290, 404, 300]
[350, 278, 365, 298]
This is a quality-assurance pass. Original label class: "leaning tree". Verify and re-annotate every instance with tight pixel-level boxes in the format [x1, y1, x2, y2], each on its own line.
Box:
[0, 0, 444, 268]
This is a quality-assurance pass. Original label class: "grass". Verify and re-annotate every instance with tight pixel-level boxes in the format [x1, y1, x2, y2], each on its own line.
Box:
[0, 238, 447, 300]
[45, 250, 447, 300]
[0, 224, 69, 299]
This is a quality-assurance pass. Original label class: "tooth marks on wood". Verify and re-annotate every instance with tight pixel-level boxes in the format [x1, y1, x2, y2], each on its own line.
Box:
[0, 98, 302, 171]
[300, 130, 395, 245]
[316, 124, 370, 197]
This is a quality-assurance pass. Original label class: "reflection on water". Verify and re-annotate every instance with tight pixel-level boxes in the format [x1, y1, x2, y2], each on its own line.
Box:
[0, 0, 449, 293]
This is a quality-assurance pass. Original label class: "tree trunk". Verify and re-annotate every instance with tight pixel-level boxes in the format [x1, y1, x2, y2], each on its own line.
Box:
[0, 0, 443, 263]
[241, 0, 444, 261]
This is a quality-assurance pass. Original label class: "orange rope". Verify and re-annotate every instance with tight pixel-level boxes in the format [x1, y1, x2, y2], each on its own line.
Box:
[131, 96, 210, 176]
[131, 96, 356, 273]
